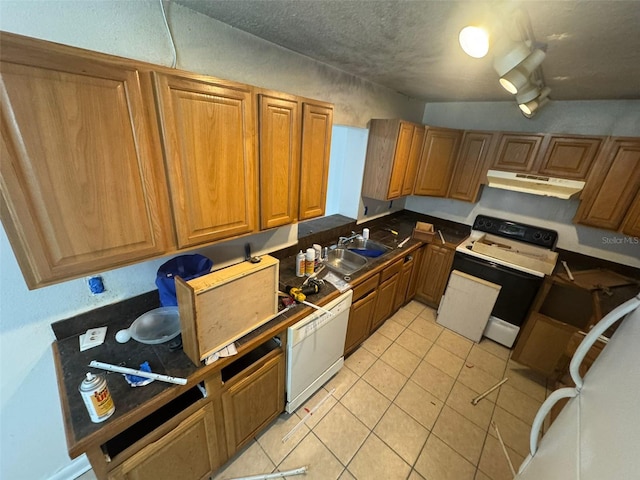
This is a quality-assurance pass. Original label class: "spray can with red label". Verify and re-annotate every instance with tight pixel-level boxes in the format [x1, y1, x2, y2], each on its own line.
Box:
[79, 372, 115, 423]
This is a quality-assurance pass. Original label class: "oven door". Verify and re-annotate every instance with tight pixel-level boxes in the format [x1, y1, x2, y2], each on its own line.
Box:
[451, 252, 543, 327]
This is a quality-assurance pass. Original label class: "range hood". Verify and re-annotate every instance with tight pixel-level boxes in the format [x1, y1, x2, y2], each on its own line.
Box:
[486, 170, 585, 199]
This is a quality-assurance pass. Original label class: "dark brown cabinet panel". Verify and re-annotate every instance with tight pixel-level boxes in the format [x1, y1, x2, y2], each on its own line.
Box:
[448, 131, 496, 202]
[492, 133, 544, 173]
[575, 137, 640, 231]
[393, 254, 416, 311]
[414, 128, 462, 197]
[415, 243, 455, 308]
[372, 274, 400, 331]
[345, 289, 378, 355]
[621, 193, 640, 237]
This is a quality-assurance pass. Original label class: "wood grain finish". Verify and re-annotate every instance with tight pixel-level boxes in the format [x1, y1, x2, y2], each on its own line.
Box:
[406, 246, 424, 300]
[414, 243, 455, 308]
[492, 133, 544, 172]
[387, 122, 414, 198]
[258, 94, 301, 229]
[153, 72, 257, 248]
[371, 268, 400, 330]
[108, 403, 221, 480]
[536, 135, 603, 180]
[299, 102, 332, 220]
[393, 255, 415, 311]
[447, 131, 496, 202]
[221, 351, 284, 455]
[0, 33, 171, 288]
[575, 137, 640, 231]
[344, 289, 377, 355]
[621, 193, 640, 237]
[402, 125, 426, 196]
[414, 127, 462, 197]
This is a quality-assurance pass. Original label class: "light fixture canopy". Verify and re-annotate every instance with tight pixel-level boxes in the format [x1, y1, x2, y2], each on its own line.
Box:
[459, 26, 490, 58]
[499, 48, 546, 94]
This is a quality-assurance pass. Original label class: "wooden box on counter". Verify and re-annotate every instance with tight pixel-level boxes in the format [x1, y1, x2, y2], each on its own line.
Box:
[176, 255, 279, 366]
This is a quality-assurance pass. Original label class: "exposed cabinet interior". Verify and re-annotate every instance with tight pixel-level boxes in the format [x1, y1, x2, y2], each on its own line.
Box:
[361, 119, 425, 201]
[447, 131, 496, 202]
[258, 93, 301, 229]
[414, 127, 462, 197]
[0, 32, 172, 288]
[153, 72, 258, 248]
[574, 137, 640, 231]
[298, 102, 333, 220]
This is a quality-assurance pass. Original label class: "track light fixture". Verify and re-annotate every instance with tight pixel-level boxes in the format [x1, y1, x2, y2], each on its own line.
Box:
[459, 6, 551, 118]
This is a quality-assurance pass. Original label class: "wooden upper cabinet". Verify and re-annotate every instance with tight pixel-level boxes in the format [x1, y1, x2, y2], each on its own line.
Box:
[621, 193, 640, 237]
[414, 127, 462, 197]
[447, 131, 496, 202]
[361, 119, 424, 201]
[153, 72, 258, 248]
[402, 125, 426, 196]
[535, 135, 603, 180]
[0, 33, 171, 288]
[574, 137, 640, 231]
[492, 133, 544, 172]
[258, 94, 301, 229]
[298, 102, 332, 220]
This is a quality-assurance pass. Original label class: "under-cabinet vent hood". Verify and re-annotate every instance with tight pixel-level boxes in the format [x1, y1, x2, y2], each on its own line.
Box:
[486, 170, 585, 199]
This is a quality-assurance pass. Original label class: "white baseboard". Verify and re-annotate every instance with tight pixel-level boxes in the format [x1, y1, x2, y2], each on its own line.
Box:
[48, 455, 91, 480]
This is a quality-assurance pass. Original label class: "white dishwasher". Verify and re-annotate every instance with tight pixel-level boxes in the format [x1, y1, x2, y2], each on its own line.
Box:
[286, 289, 352, 413]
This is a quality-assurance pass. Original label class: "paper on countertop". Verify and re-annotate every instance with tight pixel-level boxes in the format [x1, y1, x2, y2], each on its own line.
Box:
[204, 342, 238, 365]
[322, 271, 351, 292]
[79, 326, 107, 352]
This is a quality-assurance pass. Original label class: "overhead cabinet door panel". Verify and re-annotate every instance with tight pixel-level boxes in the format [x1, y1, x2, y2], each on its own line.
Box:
[153, 73, 257, 248]
[0, 36, 170, 288]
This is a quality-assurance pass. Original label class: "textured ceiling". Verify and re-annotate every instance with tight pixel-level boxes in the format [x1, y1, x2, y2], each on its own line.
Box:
[175, 0, 640, 103]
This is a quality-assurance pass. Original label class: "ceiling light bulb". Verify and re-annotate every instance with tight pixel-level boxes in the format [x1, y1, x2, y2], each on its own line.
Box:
[459, 26, 490, 58]
[499, 49, 546, 94]
[519, 87, 551, 115]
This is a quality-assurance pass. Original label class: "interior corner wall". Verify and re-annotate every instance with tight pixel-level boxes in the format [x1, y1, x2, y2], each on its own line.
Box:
[408, 100, 640, 268]
[0, 2, 425, 479]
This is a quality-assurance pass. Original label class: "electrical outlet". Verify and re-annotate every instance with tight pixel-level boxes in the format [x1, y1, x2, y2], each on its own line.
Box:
[88, 276, 105, 294]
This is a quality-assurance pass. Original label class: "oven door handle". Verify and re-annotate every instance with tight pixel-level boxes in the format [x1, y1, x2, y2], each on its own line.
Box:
[456, 253, 537, 280]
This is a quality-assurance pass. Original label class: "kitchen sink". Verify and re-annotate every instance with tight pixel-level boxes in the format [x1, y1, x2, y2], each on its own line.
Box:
[324, 248, 367, 276]
[345, 238, 392, 258]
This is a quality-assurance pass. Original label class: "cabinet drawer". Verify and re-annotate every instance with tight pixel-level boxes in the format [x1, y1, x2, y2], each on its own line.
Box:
[352, 273, 380, 301]
[380, 259, 403, 283]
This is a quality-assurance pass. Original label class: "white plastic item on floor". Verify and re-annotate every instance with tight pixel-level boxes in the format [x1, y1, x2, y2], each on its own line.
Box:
[436, 270, 501, 342]
[515, 294, 640, 480]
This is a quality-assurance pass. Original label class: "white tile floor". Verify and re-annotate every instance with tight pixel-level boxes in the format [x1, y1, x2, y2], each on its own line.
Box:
[79, 300, 550, 480]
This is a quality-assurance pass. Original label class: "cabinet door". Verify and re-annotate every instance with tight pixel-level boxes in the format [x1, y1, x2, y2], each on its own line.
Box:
[0, 33, 171, 289]
[299, 103, 332, 220]
[406, 246, 424, 301]
[536, 135, 603, 180]
[491, 133, 544, 173]
[393, 255, 415, 311]
[109, 403, 221, 480]
[372, 274, 400, 331]
[345, 289, 377, 355]
[258, 95, 301, 229]
[415, 244, 454, 308]
[621, 193, 640, 237]
[575, 137, 640, 231]
[448, 131, 496, 202]
[387, 122, 414, 198]
[153, 72, 257, 248]
[414, 128, 462, 196]
[401, 125, 426, 196]
[511, 313, 576, 377]
[221, 352, 284, 455]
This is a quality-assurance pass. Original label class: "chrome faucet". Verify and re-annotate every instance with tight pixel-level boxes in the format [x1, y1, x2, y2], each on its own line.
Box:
[337, 232, 361, 247]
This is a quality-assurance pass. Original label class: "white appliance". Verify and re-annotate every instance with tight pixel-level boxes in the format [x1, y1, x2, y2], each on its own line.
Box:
[453, 215, 559, 347]
[286, 289, 352, 413]
[515, 293, 640, 479]
[486, 169, 586, 199]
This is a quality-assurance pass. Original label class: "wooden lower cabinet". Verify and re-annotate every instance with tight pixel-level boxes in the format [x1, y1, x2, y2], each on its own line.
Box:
[344, 288, 378, 355]
[371, 261, 402, 331]
[393, 253, 416, 311]
[414, 243, 455, 308]
[221, 351, 285, 455]
[108, 403, 221, 480]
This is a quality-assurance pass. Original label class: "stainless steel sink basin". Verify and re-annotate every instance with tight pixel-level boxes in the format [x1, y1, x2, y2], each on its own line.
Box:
[324, 248, 367, 276]
[346, 238, 392, 258]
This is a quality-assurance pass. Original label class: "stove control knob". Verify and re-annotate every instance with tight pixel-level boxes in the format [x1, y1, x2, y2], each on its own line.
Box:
[542, 233, 553, 244]
[485, 221, 493, 230]
[533, 232, 542, 240]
